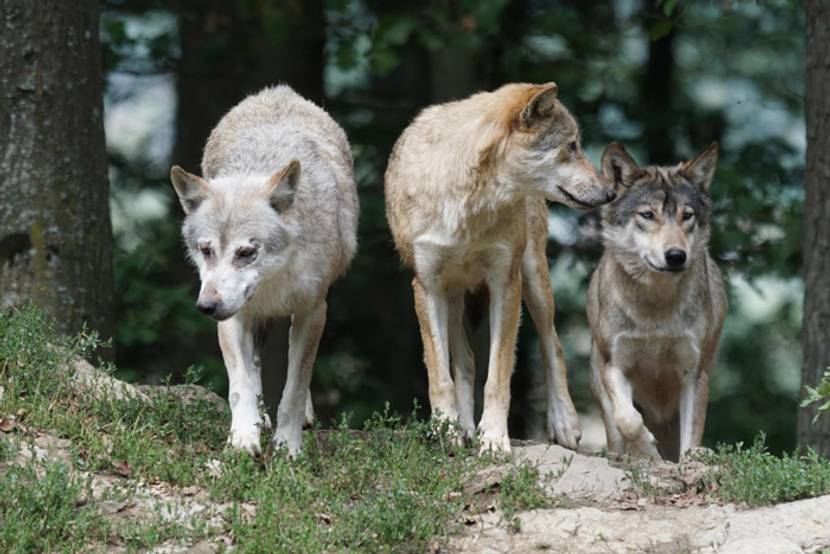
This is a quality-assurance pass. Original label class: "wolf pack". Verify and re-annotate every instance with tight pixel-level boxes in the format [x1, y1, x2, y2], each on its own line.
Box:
[170, 83, 726, 464]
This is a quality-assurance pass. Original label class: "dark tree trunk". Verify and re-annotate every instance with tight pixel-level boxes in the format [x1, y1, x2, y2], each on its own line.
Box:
[641, 24, 676, 164]
[0, 0, 114, 340]
[799, 0, 830, 456]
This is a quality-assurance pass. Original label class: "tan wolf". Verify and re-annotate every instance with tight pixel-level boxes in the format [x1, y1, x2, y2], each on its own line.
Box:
[588, 142, 727, 461]
[385, 83, 617, 453]
[170, 86, 358, 456]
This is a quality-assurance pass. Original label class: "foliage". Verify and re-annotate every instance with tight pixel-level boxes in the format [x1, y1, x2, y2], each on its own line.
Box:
[1, 305, 567, 552]
[699, 435, 830, 507]
[0, 459, 105, 554]
[801, 367, 830, 423]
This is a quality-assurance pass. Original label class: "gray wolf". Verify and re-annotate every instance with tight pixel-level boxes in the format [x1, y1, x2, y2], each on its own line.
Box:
[588, 142, 727, 461]
[384, 83, 616, 453]
[170, 85, 358, 456]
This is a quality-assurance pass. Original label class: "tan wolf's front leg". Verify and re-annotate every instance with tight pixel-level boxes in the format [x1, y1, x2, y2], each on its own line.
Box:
[602, 363, 660, 460]
[478, 261, 522, 454]
[273, 300, 326, 457]
[521, 240, 581, 450]
[413, 278, 458, 424]
[219, 316, 266, 455]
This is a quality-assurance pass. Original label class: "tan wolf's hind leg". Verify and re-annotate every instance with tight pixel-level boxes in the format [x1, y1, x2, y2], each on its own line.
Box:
[448, 292, 476, 438]
[412, 278, 458, 423]
[478, 261, 522, 454]
[522, 237, 581, 450]
[273, 300, 327, 457]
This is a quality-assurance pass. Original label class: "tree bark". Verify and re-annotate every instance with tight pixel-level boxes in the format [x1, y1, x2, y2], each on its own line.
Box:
[799, 0, 830, 455]
[0, 0, 114, 340]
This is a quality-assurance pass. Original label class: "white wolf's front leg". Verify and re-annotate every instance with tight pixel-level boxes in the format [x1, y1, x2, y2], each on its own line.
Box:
[448, 292, 475, 438]
[603, 363, 660, 460]
[218, 316, 266, 455]
[273, 300, 327, 457]
[478, 259, 522, 454]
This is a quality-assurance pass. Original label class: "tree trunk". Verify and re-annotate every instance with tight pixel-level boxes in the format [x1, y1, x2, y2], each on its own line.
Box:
[0, 0, 114, 340]
[799, 0, 830, 455]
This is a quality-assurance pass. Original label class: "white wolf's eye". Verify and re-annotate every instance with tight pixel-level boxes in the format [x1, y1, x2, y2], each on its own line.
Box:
[200, 246, 213, 258]
[638, 210, 655, 220]
[236, 246, 257, 261]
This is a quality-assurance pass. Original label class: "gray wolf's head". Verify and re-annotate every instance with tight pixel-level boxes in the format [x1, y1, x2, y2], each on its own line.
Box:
[599, 142, 719, 279]
[490, 83, 616, 210]
[169, 160, 301, 320]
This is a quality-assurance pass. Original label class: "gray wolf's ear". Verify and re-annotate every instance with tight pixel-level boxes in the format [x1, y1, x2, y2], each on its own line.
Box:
[601, 142, 640, 188]
[267, 159, 301, 212]
[520, 83, 558, 127]
[170, 166, 209, 214]
[681, 142, 719, 192]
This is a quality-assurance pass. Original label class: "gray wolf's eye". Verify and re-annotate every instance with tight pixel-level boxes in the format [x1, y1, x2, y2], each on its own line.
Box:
[638, 210, 655, 220]
[236, 246, 257, 260]
[568, 141, 578, 153]
[683, 210, 695, 221]
[200, 246, 212, 258]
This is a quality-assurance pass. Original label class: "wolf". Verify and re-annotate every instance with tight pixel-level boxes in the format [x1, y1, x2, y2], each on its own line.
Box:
[385, 82, 617, 453]
[587, 142, 727, 461]
[169, 85, 358, 456]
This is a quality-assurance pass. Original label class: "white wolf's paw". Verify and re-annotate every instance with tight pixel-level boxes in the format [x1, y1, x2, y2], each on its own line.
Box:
[303, 400, 315, 429]
[547, 401, 582, 451]
[228, 426, 262, 456]
[261, 412, 273, 431]
[272, 427, 303, 459]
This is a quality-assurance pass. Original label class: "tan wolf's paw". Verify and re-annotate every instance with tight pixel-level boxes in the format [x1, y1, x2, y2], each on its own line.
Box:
[478, 430, 512, 455]
[547, 402, 582, 450]
[629, 429, 661, 461]
[228, 426, 262, 456]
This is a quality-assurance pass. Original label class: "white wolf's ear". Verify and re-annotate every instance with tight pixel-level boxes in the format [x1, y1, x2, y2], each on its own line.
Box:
[681, 142, 719, 192]
[601, 142, 640, 189]
[520, 83, 558, 127]
[170, 166, 210, 214]
[267, 159, 301, 212]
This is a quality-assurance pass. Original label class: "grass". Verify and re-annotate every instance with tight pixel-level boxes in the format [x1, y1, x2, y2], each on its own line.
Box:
[0, 304, 554, 552]
[698, 434, 830, 507]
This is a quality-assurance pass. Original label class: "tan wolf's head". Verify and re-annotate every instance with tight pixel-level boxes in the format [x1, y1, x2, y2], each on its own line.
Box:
[484, 83, 616, 209]
[598, 142, 719, 279]
[169, 161, 301, 320]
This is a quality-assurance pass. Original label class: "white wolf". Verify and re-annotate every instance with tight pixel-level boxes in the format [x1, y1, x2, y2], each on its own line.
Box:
[170, 85, 358, 456]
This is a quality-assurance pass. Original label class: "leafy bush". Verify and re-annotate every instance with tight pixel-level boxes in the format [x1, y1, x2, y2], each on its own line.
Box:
[801, 367, 830, 422]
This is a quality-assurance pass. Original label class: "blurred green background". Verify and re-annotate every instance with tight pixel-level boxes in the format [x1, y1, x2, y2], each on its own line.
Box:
[102, 0, 804, 453]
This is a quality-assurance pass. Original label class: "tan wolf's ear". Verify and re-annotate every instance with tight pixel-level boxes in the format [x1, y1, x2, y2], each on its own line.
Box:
[267, 159, 301, 212]
[170, 166, 210, 214]
[601, 142, 640, 188]
[681, 142, 719, 192]
[519, 83, 558, 127]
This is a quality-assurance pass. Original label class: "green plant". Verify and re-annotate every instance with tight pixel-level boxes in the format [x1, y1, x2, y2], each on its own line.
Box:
[801, 367, 830, 423]
[698, 434, 830, 507]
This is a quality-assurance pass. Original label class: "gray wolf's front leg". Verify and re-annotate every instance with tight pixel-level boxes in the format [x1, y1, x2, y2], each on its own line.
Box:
[219, 316, 267, 455]
[602, 363, 661, 460]
[273, 300, 327, 457]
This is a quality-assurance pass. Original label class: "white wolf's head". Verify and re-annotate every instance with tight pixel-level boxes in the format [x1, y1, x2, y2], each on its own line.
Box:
[170, 160, 301, 320]
[599, 142, 719, 280]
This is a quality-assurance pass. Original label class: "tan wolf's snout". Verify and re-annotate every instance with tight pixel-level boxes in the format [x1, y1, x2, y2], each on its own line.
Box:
[559, 152, 616, 208]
